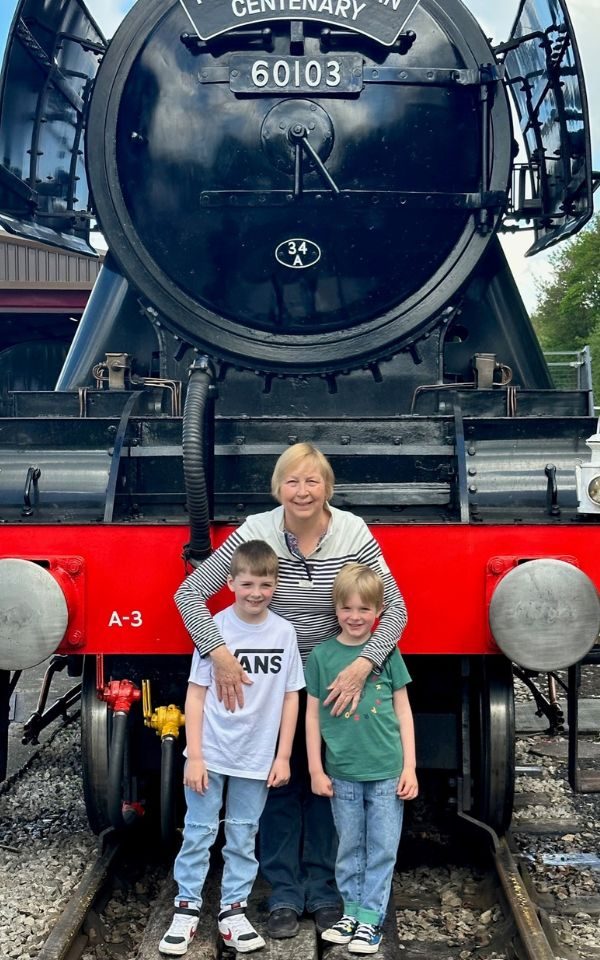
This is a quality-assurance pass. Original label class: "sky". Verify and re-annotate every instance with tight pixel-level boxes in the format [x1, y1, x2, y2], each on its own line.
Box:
[0, 0, 598, 312]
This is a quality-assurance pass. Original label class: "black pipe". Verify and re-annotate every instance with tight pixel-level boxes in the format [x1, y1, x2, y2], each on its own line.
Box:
[161, 735, 177, 848]
[182, 358, 214, 565]
[107, 710, 129, 830]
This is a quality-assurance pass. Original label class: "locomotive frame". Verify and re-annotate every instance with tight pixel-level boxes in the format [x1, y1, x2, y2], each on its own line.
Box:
[1, 0, 599, 839]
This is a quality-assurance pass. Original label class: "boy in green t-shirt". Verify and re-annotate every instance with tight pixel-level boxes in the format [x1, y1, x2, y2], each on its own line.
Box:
[305, 563, 418, 955]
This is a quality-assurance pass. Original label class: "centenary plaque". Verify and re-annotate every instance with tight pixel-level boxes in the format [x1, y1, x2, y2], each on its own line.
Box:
[179, 0, 420, 47]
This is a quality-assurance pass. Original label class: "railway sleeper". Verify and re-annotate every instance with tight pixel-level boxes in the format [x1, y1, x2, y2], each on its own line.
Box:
[137, 870, 401, 959]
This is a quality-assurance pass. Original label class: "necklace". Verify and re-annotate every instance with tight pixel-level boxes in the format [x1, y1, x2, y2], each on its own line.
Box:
[285, 521, 328, 558]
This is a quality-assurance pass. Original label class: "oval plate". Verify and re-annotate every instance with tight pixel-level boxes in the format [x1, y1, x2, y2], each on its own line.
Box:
[275, 238, 321, 269]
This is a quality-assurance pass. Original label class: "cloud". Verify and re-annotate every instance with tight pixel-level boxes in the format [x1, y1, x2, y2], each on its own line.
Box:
[87, 0, 135, 38]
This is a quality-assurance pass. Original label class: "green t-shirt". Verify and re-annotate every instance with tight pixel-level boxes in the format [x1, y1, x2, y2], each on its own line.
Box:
[305, 637, 411, 782]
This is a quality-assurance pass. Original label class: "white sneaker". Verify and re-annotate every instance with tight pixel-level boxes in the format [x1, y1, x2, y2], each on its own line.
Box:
[322, 915, 359, 944]
[218, 902, 266, 953]
[159, 906, 200, 956]
[348, 922, 383, 954]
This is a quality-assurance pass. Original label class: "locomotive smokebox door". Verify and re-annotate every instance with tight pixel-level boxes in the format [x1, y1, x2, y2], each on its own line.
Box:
[86, 0, 512, 375]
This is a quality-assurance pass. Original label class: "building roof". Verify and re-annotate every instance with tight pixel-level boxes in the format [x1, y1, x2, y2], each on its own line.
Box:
[0, 231, 103, 312]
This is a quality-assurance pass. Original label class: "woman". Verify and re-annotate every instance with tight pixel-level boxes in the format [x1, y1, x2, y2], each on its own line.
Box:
[174, 443, 408, 938]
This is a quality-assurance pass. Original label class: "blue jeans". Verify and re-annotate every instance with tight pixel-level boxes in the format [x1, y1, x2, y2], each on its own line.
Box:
[174, 772, 268, 910]
[259, 693, 340, 914]
[330, 777, 404, 926]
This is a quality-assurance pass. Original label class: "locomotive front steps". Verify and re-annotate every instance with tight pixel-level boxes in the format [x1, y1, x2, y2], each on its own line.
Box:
[137, 872, 401, 959]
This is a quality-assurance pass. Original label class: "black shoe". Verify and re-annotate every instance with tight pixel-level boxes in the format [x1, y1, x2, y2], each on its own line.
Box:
[267, 908, 300, 939]
[313, 906, 342, 935]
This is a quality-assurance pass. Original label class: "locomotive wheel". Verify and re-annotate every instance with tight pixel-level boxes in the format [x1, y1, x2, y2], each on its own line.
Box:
[81, 657, 111, 834]
[471, 656, 515, 834]
[82, 659, 147, 834]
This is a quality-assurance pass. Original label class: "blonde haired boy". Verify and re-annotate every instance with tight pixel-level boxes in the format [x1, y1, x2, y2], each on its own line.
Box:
[305, 563, 417, 955]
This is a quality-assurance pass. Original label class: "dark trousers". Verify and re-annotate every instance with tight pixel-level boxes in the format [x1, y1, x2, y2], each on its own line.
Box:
[258, 691, 340, 914]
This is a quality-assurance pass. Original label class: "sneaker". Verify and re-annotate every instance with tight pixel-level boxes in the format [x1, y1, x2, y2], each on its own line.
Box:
[348, 922, 383, 954]
[321, 914, 358, 944]
[159, 906, 200, 956]
[218, 903, 266, 953]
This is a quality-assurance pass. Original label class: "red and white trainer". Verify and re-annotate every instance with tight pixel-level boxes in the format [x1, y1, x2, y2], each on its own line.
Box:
[218, 902, 266, 953]
[159, 905, 200, 956]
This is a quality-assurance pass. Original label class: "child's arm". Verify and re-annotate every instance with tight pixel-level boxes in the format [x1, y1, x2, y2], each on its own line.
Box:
[267, 690, 299, 787]
[393, 686, 418, 800]
[306, 694, 333, 797]
[183, 682, 210, 794]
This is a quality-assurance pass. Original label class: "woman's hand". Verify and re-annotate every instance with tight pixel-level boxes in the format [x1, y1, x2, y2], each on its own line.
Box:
[210, 645, 252, 712]
[323, 655, 372, 716]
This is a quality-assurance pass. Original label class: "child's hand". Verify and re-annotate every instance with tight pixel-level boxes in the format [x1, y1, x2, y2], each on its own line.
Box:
[184, 758, 209, 794]
[267, 757, 291, 788]
[397, 767, 418, 800]
[310, 771, 334, 797]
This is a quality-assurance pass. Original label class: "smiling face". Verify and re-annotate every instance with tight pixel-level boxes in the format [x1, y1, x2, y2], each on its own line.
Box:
[227, 569, 277, 623]
[335, 591, 383, 645]
[278, 458, 329, 527]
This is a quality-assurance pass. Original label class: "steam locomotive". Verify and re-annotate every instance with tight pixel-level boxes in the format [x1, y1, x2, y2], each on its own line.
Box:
[1, 0, 599, 839]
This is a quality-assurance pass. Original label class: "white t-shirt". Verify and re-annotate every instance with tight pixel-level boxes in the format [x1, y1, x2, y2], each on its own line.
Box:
[188, 605, 305, 779]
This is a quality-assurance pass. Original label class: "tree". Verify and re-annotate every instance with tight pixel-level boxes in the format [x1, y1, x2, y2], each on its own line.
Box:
[531, 215, 600, 396]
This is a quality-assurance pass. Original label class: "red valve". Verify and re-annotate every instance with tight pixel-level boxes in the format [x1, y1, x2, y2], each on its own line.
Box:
[100, 679, 142, 713]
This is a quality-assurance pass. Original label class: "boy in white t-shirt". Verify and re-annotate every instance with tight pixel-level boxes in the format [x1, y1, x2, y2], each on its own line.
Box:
[160, 541, 304, 956]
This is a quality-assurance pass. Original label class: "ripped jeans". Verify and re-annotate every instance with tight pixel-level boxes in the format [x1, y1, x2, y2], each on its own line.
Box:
[174, 771, 269, 911]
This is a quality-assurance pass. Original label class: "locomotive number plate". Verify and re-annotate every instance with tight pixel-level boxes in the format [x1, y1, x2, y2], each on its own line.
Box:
[229, 55, 363, 94]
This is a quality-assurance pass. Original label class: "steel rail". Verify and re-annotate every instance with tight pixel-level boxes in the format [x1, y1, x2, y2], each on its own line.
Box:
[37, 834, 122, 960]
[460, 812, 555, 960]
[494, 835, 555, 960]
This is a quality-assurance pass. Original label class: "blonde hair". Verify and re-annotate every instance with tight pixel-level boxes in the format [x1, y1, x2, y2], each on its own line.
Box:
[332, 563, 384, 611]
[230, 540, 279, 579]
[271, 443, 335, 502]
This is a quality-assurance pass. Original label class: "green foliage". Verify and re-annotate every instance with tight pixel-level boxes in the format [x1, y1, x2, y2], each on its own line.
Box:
[531, 215, 600, 396]
[532, 214, 600, 349]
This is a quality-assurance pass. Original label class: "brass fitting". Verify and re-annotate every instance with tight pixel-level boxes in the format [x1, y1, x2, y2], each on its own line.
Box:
[142, 679, 185, 739]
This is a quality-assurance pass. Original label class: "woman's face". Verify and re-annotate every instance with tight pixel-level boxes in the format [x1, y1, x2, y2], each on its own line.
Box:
[279, 459, 328, 525]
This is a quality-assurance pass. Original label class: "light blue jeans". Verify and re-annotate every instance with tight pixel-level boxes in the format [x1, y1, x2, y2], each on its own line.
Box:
[174, 772, 268, 911]
[330, 777, 404, 926]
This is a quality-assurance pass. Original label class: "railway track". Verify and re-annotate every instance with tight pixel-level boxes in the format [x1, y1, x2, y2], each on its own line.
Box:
[35, 834, 124, 960]
[8, 706, 599, 960]
[462, 816, 558, 960]
[36, 822, 587, 960]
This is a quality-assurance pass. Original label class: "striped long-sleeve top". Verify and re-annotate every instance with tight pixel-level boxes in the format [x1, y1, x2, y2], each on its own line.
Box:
[175, 505, 408, 666]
